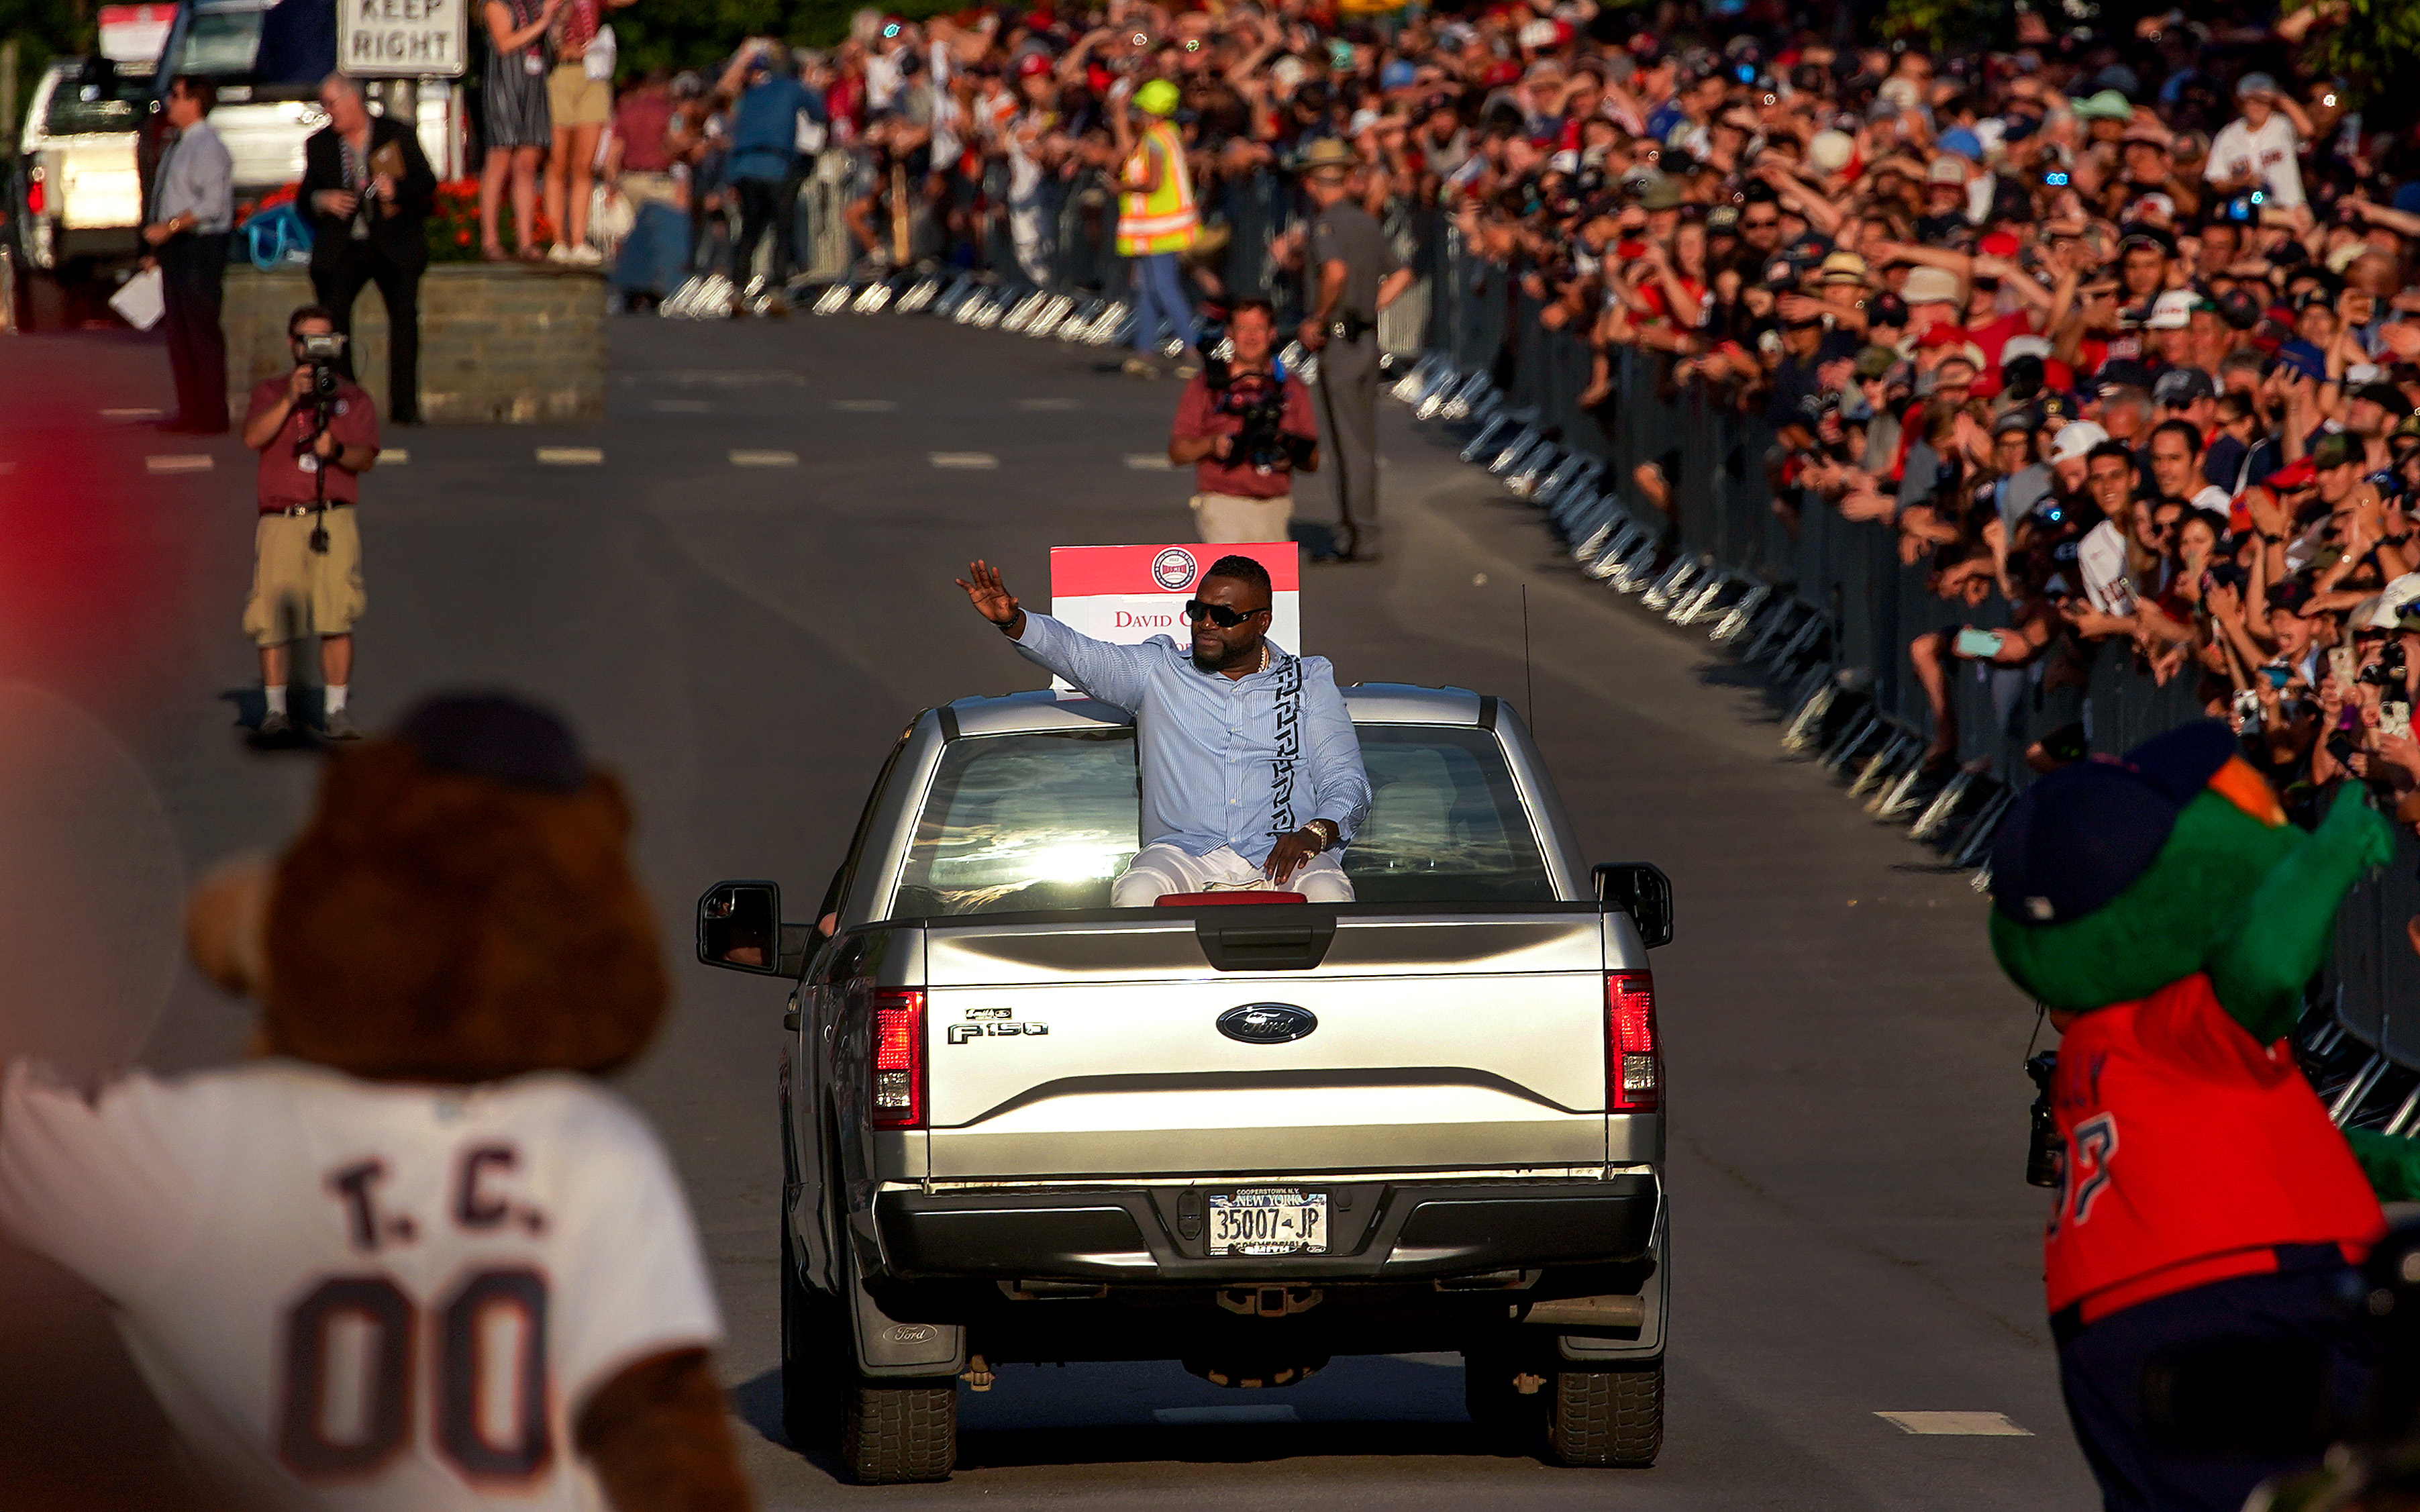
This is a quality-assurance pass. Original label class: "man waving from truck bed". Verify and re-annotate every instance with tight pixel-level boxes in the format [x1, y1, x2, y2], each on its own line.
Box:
[955, 555, 1372, 903]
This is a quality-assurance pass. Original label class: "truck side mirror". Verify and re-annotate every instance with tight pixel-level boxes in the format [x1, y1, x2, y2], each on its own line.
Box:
[697, 880, 811, 976]
[1595, 862, 1673, 949]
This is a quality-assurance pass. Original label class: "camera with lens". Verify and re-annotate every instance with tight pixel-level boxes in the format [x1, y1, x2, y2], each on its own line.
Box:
[2024, 1050, 2062, 1188]
[1217, 368, 1315, 476]
[2360, 638, 2408, 690]
[297, 330, 347, 409]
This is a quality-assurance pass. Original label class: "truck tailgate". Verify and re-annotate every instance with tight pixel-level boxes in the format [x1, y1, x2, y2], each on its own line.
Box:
[920, 911, 1606, 1178]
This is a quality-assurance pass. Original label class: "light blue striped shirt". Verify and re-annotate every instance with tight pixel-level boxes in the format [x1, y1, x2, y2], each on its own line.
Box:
[1013, 612, 1372, 866]
[151, 119, 234, 235]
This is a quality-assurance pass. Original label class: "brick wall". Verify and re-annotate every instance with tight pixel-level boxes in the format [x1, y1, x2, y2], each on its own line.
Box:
[223, 264, 607, 425]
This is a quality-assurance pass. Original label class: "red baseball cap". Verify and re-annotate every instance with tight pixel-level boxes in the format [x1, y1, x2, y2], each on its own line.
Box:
[1980, 230, 2020, 258]
[1016, 50, 1051, 77]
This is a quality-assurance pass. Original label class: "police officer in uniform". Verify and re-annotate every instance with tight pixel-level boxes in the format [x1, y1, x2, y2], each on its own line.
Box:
[1297, 139, 1412, 563]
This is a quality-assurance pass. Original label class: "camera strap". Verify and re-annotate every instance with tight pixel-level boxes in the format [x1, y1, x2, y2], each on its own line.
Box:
[307, 405, 332, 554]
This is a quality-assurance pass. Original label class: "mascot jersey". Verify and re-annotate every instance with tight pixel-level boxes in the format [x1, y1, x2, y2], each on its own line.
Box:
[0, 1058, 721, 1511]
[2044, 972, 2378, 1318]
[1989, 723, 2392, 1322]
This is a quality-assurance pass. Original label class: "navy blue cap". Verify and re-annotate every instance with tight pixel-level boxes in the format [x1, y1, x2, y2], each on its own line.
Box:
[1989, 721, 2237, 926]
[2123, 719, 2237, 804]
[394, 693, 586, 795]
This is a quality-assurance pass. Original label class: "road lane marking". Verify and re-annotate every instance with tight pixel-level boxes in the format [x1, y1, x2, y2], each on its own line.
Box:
[623, 370, 804, 387]
[652, 399, 711, 413]
[537, 447, 603, 465]
[1018, 397, 1080, 411]
[1124, 454, 1174, 470]
[730, 450, 799, 467]
[1875, 1412, 2031, 1436]
[103, 407, 165, 419]
[1152, 1406, 1299, 1425]
[930, 452, 998, 469]
[835, 399, 897, 412]
[146, 454, 213, 474]
[380, 449, 408, 464]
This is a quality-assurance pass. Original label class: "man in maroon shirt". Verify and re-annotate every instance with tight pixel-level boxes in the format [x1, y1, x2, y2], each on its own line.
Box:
[239, 306, 381, 740]
[1168, 300, 1321, 544]
[605, 72, 690, 308]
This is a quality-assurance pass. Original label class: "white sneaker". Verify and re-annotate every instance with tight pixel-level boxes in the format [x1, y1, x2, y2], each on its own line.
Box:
[568, 244, 603, 266]
[546, 243, 574, 264]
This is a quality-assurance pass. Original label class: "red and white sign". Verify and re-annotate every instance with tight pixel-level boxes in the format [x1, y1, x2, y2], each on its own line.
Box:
[1048, 542, 1300, 691]
[97, 5, 175, 64]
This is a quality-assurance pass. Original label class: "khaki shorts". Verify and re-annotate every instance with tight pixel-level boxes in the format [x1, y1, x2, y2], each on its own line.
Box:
[548, 63, 611, 128]
[619, 169, 683, 212]
[243, 509, 365, 646]
[1191, 491, 1293, 545]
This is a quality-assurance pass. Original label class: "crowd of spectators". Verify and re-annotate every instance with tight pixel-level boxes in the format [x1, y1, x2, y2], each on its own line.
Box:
[568, 1, 2420, 821]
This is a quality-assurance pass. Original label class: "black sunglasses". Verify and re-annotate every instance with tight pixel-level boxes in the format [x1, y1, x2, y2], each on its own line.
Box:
[1182, 599, 1269, 628]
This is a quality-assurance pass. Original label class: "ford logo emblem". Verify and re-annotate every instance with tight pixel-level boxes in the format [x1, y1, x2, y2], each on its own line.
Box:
[1218, 1004, 1317, 1044]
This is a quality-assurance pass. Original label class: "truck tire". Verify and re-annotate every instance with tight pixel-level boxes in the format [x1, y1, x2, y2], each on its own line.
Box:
[778, 1221, 844, 1450]
[1547, 1362, 1662, 1468]
[840, 1378, 956, 1484]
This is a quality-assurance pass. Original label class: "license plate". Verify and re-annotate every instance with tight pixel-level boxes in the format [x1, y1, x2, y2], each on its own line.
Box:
[1207, 1189, 1329, 1256]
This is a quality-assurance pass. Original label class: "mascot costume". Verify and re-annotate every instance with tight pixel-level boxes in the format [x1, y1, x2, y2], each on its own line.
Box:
[1989, 719, 2402, 1512]
[0, 693, 755, 1511]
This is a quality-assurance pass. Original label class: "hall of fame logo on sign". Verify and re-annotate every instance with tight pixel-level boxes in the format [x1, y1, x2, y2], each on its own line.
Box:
[1151, 547, 1200, 592]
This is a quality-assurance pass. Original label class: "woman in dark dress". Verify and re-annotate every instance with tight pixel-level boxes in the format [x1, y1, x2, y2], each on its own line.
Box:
[479, 0, 563, 259]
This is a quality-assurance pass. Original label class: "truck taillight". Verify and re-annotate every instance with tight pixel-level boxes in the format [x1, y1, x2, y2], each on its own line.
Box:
[870, 989, 925, 1129]
[26, 170, 42, 216]
[1607, 972, 1658, 1113]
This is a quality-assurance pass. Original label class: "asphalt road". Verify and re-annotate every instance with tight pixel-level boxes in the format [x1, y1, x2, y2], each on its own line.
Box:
[0, 310, 2097, 1510]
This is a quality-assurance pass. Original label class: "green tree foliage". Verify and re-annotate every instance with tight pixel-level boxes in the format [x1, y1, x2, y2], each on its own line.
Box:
[3, 0, 94, 92]
[2299, 0, 2420, 130]
[1876, 0, 2009, 54]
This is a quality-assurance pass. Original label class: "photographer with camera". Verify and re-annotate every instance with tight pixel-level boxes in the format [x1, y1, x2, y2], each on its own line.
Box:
[1169, 299, 1319, 544]
[238, 307, 381, 741]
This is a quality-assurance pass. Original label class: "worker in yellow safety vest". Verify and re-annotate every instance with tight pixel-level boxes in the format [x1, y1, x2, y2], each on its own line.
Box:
[1113, 78, 1198, 379]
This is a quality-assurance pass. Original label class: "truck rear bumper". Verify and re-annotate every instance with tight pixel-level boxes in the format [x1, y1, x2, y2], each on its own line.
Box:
[870, 1174, 1658, 1282]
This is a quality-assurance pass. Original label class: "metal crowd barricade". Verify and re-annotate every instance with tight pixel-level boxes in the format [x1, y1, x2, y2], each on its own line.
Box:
[1401, 212, 2261, 861]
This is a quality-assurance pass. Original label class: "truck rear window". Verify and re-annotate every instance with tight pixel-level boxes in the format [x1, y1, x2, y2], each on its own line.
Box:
[42, 70, 150, 136]
[887, 724, 1555, 917]
[172, 8, 266, 76]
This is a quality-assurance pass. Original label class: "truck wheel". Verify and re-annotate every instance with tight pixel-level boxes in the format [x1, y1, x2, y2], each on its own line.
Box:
[840, 1378, 957, 1484]
[777, 1221, 844, 1450]
[1547, 1362, 1662, 1468]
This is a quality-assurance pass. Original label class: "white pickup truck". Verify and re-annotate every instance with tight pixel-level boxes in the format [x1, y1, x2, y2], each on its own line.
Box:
[699, 684, 1674, 1484]
[7, 57, 150, 325]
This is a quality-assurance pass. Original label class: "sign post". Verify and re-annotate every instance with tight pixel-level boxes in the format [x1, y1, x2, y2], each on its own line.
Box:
[1047, 543, 1301, 693]
[339, 0, 469, 77]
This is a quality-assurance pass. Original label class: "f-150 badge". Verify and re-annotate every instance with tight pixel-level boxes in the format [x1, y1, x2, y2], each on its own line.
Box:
[949, 1009, 1048, 1044]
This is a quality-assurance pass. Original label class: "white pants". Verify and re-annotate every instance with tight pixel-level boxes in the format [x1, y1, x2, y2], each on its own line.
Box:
[1111, 842, 1354, 906]
[1191, 492, 1293, 545]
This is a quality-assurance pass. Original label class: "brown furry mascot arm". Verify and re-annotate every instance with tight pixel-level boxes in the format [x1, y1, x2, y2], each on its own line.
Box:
[576, 1348, 757, 1511]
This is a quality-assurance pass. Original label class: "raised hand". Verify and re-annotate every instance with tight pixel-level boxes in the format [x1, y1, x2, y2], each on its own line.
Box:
[954, 559, 1024, 634]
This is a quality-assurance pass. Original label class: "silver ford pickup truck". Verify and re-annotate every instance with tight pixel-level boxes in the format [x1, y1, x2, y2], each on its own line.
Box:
[699, 683, 1674, 1484]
